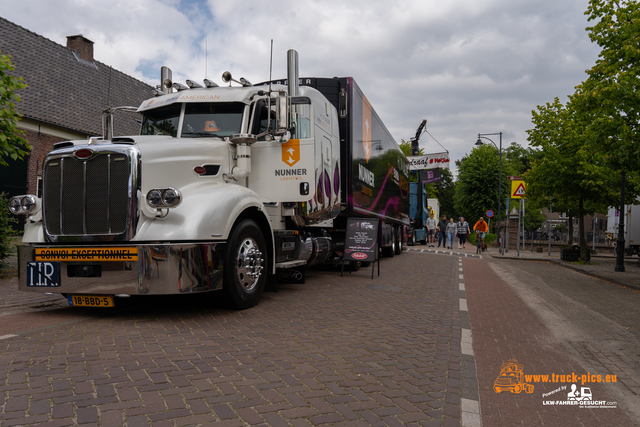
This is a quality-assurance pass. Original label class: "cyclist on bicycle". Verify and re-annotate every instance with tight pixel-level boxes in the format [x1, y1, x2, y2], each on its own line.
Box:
[474, 216, 489, 251]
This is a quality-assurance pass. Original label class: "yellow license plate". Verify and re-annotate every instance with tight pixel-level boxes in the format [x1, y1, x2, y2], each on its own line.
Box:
[68, 295, 114, 308]
[36, 247, 138, 262]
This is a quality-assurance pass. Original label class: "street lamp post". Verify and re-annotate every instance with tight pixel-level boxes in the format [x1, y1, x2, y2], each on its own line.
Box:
[475, 132, 503, 254]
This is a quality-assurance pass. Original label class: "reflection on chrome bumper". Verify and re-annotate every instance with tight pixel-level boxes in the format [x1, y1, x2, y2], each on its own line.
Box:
[18, 243, 225, 295]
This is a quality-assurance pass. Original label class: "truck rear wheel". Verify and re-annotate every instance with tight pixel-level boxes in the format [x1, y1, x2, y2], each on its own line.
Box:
[394, 226, 403, 255]
[223, 219, 267, 309]
[382, 227, 396, 257]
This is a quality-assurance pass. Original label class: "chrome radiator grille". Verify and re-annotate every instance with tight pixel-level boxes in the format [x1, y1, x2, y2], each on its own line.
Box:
[43, 152, 132, 237]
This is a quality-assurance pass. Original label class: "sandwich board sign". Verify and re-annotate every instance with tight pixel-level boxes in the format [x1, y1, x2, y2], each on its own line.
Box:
[343, 218, 379, 279]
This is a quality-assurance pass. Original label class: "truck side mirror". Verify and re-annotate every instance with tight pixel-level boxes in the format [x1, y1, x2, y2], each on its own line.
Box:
[276, 91, 289, 133]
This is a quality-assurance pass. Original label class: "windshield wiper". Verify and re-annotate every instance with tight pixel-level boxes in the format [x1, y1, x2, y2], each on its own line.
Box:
[182, 132, 224, 138]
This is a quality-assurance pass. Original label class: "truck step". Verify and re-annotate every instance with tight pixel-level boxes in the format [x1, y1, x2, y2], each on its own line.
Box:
[275, 260, 307, 269]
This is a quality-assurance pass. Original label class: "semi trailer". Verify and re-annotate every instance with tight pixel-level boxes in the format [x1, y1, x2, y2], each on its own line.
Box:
[10, 50, 410, 309]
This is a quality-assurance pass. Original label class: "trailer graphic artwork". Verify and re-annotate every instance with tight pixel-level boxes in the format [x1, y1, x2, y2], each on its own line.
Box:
[362, 95, 372, 163]
[494, 359, 535, 394]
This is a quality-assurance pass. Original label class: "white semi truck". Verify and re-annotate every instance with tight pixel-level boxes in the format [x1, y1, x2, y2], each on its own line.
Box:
[10, 50, 410, 309]
[607, 204, 640, 254]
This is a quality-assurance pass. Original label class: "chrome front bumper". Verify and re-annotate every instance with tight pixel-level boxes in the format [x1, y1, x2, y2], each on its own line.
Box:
[18, 243, 225, 295]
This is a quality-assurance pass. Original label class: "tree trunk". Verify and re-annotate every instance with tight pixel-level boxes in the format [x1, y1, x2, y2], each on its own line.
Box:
[568, 215, 574, 245]
[578, 198, 589, 262]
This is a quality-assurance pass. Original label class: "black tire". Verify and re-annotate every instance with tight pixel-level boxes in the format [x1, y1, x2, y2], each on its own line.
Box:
[419, 239, 426, 245]
[381, 227, 396, 257]
[407, 231, 415, 246]
[349, 261, 361, 271]
[394, 226, 403, 255]
[223, 219, 267, 309]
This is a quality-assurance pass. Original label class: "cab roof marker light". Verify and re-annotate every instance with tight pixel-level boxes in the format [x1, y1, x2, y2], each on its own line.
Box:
[203, 79, 219, 88]
[172, 82, 189, 91]
[186, 79, 203, 89]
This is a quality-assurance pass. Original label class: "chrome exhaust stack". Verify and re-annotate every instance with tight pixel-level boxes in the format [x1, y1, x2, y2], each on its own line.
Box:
[287, 49, 299, 97]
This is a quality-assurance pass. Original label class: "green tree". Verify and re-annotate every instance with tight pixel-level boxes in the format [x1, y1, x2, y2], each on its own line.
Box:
[522, 202, 546, 232]
[454, 144, 511, 227]
[399, 139, 424, 183]
[0, 52, 29, 166]
[575, 0, 640, 175]
[525, 98, 620, 260]
[0, 193, 17, 270]
[432, 168, 455, 218]
[502, 142, 543, 176]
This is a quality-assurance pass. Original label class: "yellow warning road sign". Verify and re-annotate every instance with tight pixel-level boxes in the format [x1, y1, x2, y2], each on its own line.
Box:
[511, 181, 526, 199]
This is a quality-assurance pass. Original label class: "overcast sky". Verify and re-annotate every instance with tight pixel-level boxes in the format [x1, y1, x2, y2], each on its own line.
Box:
[0, 0, 601, 173]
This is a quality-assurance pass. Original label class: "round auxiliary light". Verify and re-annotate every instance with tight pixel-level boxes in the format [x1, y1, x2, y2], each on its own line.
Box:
[162, 188, 180, 207]
[21, 196, 36, 213]
[9, 197, 22, 215]
[194, 166, 206, 175]
[75, 148, 93, 159]
[146, 189, 163, 208]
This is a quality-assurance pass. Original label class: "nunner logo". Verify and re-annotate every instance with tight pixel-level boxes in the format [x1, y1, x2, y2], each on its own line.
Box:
[282, 138, 300, 167]
[276, 139, 307, 181]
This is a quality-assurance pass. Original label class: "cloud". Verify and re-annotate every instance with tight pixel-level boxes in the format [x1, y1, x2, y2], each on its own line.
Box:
[0, 0, 601, 173]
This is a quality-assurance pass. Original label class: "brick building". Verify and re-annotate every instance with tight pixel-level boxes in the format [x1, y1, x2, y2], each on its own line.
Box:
[0, 17, 153, 198]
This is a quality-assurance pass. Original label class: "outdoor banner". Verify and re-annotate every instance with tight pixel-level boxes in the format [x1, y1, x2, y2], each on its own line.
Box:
[408, 152, 450, 170]
[419, 168, 442, 184]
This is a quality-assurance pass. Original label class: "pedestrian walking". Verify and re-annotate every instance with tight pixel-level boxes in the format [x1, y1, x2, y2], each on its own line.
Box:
[446, 217, 457, 249]
[457, 216, 471, 249]
[437, 215, 448, 247]
[426, 212, 437, 247]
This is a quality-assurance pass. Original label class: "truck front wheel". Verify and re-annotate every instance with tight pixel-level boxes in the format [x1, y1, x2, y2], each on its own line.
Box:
[223, 219, 267, 309]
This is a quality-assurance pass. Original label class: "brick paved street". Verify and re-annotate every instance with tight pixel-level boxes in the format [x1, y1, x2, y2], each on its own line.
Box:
[463, 257, 638, 426]
[0, 251, 464, 426]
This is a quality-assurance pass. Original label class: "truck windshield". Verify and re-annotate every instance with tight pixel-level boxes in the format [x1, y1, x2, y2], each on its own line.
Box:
[140, 103, 181, 137]
[181, 103, 244, 138]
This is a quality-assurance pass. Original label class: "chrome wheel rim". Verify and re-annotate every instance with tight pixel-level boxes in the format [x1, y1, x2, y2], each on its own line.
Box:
[235, 237, 264, 290]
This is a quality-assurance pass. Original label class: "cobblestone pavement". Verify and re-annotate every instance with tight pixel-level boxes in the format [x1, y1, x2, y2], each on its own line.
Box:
[0, 251, 465, 427]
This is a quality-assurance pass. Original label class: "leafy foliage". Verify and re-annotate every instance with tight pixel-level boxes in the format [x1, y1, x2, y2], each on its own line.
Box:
[575, 0, 640, 172]
[0, 193, 17, 267]
[432, 168, 455, 218]
[523, 204, 546, 232]
[399, 139, 424, 183]
[0, 52, 30, 167]
[454, 144, 511, 228]
[525, 97, 620, 260]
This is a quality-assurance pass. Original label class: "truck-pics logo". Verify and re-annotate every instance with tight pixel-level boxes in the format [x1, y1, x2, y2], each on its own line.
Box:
[494, 359, 535, 394]
[282, 138, 300, 167]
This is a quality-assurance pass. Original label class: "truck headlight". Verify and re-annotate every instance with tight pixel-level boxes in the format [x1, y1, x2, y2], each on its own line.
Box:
[146, 190, 163, 208]
[9, 195, 39, 215]
[161, 188, 180, 207]
[146, 188, 181, 209]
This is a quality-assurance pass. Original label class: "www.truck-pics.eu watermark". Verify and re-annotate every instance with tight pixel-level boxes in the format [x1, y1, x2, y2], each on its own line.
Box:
[494, 359, 618, 409]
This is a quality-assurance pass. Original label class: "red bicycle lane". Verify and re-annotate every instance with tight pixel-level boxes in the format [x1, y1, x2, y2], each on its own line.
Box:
[462, 257, 633, 426]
